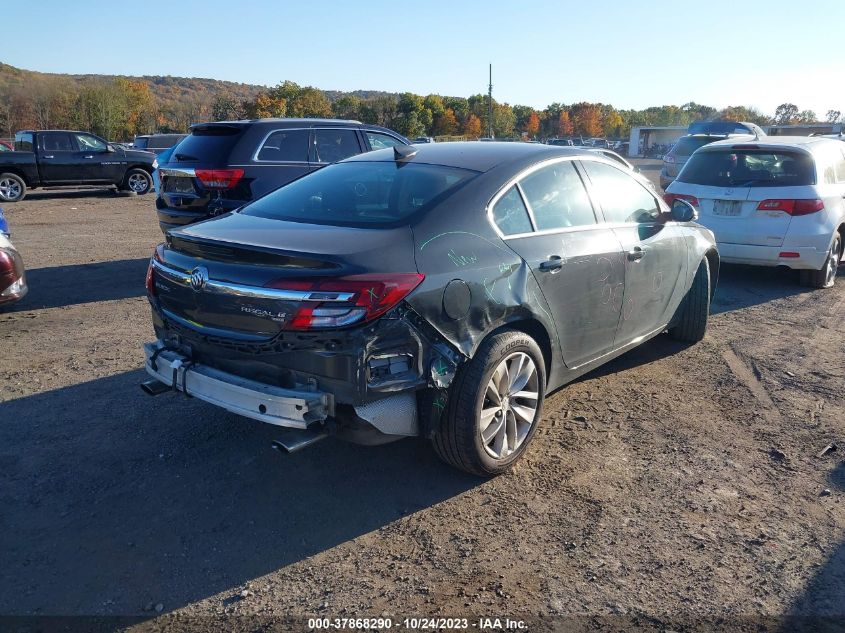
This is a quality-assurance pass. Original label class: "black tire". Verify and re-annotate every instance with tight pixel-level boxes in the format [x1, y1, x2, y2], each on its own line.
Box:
[669, 259, 710, 343]
[121, 168, 152, 195]
[432, 330, 546, 476]
[799, 233, 841, 289]
[0, 172, 27, 202]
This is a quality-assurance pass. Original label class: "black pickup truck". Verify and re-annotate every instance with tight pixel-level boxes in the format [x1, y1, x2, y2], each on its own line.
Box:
[0, 130, 156, 202]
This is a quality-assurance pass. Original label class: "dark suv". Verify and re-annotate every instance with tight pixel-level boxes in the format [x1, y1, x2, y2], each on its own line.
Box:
[155, 118, 409, 232]
[133, 134, 187, 155]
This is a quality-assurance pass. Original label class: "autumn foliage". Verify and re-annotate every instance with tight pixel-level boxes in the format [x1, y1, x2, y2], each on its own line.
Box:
[0, 62, 838, 143]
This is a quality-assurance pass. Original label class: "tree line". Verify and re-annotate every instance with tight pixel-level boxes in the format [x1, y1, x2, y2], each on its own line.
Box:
[1, 65, 842, 142]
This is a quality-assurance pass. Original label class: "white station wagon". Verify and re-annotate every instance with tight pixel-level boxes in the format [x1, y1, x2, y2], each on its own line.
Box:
[665, 136, 845, 288]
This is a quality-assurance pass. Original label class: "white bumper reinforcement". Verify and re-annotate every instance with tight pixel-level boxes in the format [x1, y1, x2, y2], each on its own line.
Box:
[143, 342, 333, 429]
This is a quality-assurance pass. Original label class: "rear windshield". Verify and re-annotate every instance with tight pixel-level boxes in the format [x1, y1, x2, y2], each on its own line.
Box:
[677, 149, 816, 187]
[671, 136, 718, 156]
[241, 161, 478, 227]
[148, 134, 185, 149]
[171, 125, 245, 163]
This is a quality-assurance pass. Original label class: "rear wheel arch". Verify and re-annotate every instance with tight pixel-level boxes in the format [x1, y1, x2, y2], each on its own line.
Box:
[2, 168, 31, 187]
[837, 224, 845, 258]
[474, 318, 553, 381]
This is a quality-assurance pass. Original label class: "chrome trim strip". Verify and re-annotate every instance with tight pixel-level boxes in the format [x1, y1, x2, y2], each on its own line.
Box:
[159, 167, 196, 178]
[151, 259, 355, 302]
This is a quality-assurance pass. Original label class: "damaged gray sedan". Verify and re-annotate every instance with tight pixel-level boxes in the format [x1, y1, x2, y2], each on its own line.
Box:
[142, 142, 717, 476]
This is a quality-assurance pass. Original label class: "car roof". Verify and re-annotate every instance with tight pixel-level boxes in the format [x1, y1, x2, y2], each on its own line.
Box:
[193, 118, 364, 129]
[699, 135, 841, 154]
[343, 141, 589, 172]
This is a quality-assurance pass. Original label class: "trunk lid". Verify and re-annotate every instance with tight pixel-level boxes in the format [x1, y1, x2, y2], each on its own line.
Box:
[152, 212, 419, 338]
[158, 123, 250, 216]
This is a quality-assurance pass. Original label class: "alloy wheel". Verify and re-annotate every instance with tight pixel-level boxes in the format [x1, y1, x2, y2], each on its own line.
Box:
[128, 173, 149, 193]
[478, 352, 539, 460]
[0, 177, 22, 201]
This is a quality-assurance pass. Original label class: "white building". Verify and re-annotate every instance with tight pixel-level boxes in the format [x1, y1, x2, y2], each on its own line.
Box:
[627, 126, 686, 157]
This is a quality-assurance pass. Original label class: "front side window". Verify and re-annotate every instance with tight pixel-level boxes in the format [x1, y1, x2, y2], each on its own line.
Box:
[314, 129, 361, 163]
[582, 160, 660, 224]
[256, 129, 310, 162]
[492, 186, 533, 236]
[242, 161, 477, 226]
[518, 161, 596, 230]
[367, 132, 404, 150]
[74, 134, 107, 152]
[41, 132, 75, 152]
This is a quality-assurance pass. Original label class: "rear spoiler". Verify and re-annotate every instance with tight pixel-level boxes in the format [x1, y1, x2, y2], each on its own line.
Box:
[687, 121, 766, 137]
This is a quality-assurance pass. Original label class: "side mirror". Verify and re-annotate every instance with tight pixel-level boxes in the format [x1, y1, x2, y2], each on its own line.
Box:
[106, 144, 115, 153]
[670, 198, 698, 222]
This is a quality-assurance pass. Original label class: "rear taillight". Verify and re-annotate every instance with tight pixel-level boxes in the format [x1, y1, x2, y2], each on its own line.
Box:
[0, 247, 24, 294]
[756, 199, 824, 216]
[264, 273, 425, 330]
[195, 168, 244, 190]
[145, 258, 156, 296]
[663, 192, 699, 207]
[0, 249, 17, 287]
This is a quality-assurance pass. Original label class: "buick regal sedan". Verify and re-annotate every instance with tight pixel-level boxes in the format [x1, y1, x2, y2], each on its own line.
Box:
[142, 142, 717, 476]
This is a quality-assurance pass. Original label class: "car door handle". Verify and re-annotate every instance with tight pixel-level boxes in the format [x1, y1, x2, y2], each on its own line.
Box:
[42, 155, 54, 159]
[539, 255, 563, 271]
[627, 247, 645, 262]
[83, 155, 94, 159]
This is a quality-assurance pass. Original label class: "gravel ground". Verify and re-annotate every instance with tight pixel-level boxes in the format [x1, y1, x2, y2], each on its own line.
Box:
[1, 169, 844, 632]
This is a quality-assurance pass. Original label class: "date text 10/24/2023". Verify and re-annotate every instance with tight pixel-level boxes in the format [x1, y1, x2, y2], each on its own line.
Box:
[307, 617, 528, 630]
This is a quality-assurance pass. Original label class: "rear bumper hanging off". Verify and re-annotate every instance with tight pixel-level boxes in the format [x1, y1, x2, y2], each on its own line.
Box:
[143, 341, 333, 429]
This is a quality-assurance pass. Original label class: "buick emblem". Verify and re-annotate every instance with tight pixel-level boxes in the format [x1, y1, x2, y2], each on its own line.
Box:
[189, 266, 209, 291]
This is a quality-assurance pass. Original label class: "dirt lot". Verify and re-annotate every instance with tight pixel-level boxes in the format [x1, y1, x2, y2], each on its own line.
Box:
[2, 165, 844, 631]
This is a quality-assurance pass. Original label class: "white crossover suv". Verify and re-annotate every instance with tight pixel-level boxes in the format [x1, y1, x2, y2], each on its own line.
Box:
[665, 136, 845, 288]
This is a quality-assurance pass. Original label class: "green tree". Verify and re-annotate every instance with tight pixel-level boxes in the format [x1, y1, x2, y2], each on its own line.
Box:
[332, 95, 362, 120]
[773, 103, 799, 125]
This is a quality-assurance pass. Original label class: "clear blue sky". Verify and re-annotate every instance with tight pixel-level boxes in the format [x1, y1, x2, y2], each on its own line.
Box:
[3, 0, 843, 117]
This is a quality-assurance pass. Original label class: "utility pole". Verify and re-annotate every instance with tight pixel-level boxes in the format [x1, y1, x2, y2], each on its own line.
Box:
[487, 63, 494, 139]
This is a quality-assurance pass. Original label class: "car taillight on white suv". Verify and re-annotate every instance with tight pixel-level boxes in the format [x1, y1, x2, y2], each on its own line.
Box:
[756, 199, 824, 216]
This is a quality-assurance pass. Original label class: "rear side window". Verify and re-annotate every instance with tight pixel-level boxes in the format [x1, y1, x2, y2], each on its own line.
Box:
[256, 129, 310, 162]
[492, 186, 533, 235]
[519, 161, 596, 230]
[41, 132, 75, 152]
[583, 160, 660, 224]
[367, 132, 404, 150]
[242, 162, 477, 227]
[174, 125, 245, 163]
[671, 136, 718, 156]
[678, 149, 816, 187]
[314, 129, 361, 163]
[14, 132, 33, 152]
